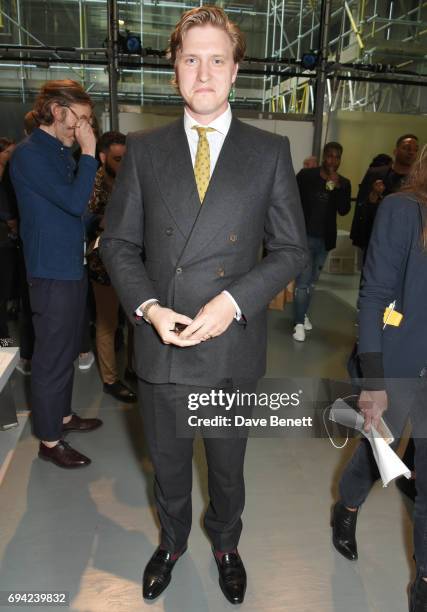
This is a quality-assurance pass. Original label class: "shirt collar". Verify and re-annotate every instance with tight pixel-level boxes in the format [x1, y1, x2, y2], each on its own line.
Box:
[184, 104, 232, 136]
[31, 127, 73, 154]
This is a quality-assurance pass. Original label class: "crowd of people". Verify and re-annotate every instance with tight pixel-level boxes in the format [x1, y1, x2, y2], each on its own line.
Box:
[0, 5, 426, 610]
[292, 132, 419, 342]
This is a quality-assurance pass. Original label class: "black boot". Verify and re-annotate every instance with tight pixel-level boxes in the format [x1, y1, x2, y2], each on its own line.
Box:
[411, 577, 427, 612]
[396, 476, 417, 502]
[331, 501, 358, 560]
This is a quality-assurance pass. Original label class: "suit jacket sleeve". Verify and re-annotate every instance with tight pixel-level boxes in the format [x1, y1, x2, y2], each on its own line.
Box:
[358, 195, 414, 385]
[333, 177, 351, 216]
[100, 134, 156, 322]
[225, 136, 308, 320]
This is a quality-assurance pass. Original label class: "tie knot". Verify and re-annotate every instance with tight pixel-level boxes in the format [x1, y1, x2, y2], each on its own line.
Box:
[193, 126, 216, 138]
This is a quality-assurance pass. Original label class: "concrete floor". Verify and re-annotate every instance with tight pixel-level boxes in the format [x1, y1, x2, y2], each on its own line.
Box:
[0, 273, 415, 612]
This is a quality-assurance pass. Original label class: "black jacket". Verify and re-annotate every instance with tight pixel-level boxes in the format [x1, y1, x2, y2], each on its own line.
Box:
[350, 165, 406, 250]
[296, 167, 351, 251]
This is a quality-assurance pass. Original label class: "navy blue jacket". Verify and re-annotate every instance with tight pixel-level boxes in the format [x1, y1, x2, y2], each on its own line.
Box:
[359, 194, 427, 379]
[10, 128, 98, 280]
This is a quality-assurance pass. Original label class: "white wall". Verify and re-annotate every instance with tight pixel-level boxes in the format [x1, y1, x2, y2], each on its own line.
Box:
[239, 118, 314, 172]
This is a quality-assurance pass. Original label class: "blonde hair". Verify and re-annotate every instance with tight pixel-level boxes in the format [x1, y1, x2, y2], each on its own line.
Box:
[167, 6, 246, 64]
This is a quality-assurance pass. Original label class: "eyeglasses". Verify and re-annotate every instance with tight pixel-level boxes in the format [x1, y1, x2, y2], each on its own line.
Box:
[64, 105, 94, 127]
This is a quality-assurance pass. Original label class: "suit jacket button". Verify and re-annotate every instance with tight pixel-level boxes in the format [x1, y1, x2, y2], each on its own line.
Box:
[217, 267, 225, 277]
[229, 233, 238, 242]
[176, 267, 183, 275]
[165, 227, 174, 236]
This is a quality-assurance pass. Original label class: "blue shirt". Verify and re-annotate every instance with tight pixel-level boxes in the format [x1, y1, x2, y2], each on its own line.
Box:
[10, 128, 98, 280]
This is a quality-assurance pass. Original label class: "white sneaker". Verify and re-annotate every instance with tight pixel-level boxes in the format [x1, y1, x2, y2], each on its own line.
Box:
[78, 351, 95, 371]
[292, 324, 306, 342]
[304, 315, 313, 331]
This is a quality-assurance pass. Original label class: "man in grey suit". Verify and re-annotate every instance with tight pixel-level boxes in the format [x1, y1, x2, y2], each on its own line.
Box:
[101, 6, 307, 604]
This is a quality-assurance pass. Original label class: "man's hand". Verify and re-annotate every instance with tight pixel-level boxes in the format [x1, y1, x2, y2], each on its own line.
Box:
[358, 389, 388, 433]
[75, 119, 96, 157]
[179, 293, 236, 342]
[149, 306, 200, 347]
[320, 168, 340, 187]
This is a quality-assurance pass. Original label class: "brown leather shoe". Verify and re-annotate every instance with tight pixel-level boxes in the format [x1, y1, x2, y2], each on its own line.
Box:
[62, 413, 103, 434]
[38, 440, 91, 468]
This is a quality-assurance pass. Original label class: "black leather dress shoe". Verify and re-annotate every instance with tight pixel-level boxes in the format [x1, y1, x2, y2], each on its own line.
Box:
[103, 380, 137, 403]
[214, 549, 247, 605]
[331, 501, 358, 560]
[62, 413, 103, 433]
[143, 546, 187, 600]
[38, 440, 91, 468]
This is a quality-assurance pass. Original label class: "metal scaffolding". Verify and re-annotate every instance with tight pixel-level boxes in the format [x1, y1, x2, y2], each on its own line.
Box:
[0, 0, 426, 117]
[263, 0, 427, 114]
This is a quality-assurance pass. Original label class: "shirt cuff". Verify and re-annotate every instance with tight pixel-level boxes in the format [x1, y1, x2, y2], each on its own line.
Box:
[222, 290, 242, 321]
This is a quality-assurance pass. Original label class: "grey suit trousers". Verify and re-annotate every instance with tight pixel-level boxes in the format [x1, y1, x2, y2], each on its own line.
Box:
[139, 379, 255, 553]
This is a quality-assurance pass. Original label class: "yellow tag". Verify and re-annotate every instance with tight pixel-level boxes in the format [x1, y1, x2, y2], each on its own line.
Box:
[383, 308, 403, 327]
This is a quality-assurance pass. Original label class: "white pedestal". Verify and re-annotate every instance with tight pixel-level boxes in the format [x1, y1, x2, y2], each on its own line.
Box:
[0, 347, 20, 430]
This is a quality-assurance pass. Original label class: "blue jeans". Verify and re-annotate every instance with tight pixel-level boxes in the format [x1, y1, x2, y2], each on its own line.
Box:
[293, 236, 328, 325]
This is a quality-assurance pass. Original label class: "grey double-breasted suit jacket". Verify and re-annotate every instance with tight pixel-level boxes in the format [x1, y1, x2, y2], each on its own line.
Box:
[101, 116, 308, 387]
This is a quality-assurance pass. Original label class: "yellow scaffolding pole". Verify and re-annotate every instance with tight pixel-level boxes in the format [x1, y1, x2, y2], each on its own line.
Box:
[344, 1, 364, 49]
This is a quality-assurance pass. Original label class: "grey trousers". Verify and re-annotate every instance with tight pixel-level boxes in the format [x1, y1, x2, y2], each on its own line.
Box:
[139, 379, 255, 553]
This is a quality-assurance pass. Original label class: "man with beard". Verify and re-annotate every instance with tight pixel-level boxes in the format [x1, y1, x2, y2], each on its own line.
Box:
[86, 131, 136, 403]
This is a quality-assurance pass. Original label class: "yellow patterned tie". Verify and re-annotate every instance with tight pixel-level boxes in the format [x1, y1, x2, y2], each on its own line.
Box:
[192, 126, 215, 203]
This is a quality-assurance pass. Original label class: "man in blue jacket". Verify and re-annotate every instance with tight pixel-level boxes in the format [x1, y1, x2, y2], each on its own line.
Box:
[10, 80, 102, 468]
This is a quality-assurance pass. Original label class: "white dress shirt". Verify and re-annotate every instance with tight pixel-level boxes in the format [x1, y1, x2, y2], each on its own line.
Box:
[184, 105, 232, 177]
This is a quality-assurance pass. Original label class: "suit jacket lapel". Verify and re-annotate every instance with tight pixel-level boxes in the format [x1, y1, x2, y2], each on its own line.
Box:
[149, 118, 200, 239]
[179, 118, 258, 266]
